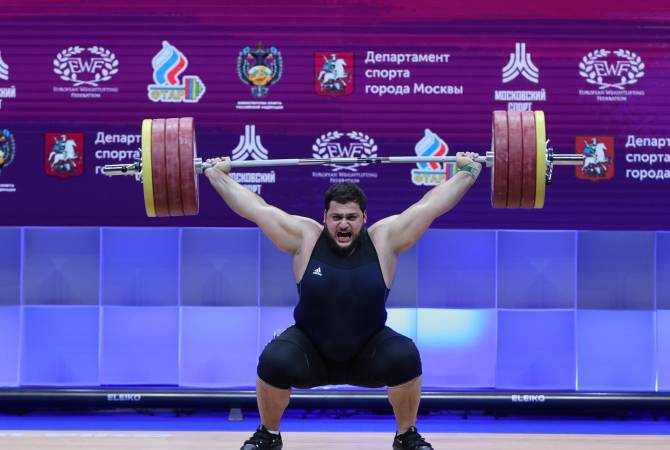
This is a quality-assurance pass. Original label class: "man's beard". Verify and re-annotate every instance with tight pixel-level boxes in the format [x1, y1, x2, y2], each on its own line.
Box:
[324, 228, 363, 257]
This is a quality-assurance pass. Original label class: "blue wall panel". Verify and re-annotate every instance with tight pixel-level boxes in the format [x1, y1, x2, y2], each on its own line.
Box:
[657, 310, 670, 391]
[498, 231, 575, 309]
[0, 307, 20, 386]
[20, 306, 99, 386]
[0, 228, 21, 306]
[417, 230, 496, 309]
[180, 306, 258, 387]
[577, 232, 655, 310]
[182, 228, 258, 307]
[386, 246, 417, 308]
[496, 310, 575, 389]
[658, 233, 670, 310]
[577, 310, 655, 391]
[100, 306, 179, 385]
[417, 309, 497, 387]
[24, 228, 99, 306]
[101, 228, 179, 306]
[260, 235, 298, 307]
[6, 227, 669, 390]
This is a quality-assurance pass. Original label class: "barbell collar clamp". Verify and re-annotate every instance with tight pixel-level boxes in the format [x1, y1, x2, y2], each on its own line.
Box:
[102, 162, 141, 177]
[549, 153, 585, 165]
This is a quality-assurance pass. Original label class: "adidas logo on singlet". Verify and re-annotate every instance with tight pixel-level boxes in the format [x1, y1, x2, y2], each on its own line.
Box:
[312, 267, 322, 276]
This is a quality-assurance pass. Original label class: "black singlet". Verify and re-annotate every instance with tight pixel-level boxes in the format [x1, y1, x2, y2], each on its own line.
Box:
[294, 228, 390, 361]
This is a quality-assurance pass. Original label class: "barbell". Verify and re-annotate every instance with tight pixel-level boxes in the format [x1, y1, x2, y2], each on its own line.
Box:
[102, 111, 584, 217]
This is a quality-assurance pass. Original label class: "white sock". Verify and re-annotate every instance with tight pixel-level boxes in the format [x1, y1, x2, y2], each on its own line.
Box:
[266, 429, 280, 435]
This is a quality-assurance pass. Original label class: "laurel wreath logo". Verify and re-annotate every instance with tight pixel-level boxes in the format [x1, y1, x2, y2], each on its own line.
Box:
[53, 46, 119, 87]
[313, 131, 377, 172]
[272, 52, 283, 84]
[579, 48, 645, 90]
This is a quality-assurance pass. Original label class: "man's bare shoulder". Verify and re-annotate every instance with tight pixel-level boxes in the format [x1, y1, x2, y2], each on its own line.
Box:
[295, 216, 322, 251]
[368, 215, 399, 236]
[368, 215, 400, 251]
[295, 216, 322, 233]
[291, 217, 322, 266]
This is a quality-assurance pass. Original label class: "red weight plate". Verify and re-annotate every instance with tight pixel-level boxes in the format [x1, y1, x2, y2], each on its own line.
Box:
[179, 117, 198, 216]
[165, 118, 183, 216]
[520, 111, 537, 208]
[492, 111, 509, 208]
[506, 111, 523, 208]
[151, 119, 170, 217]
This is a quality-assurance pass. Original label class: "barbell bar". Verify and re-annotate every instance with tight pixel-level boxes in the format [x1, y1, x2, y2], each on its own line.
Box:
[102, 111, 584, 217]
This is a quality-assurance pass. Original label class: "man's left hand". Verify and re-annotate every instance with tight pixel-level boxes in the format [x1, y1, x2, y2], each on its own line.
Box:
[456, 152, 481, 169]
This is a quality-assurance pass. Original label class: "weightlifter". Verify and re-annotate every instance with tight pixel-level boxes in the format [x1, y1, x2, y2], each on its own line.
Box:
[204, 152, 481, 450]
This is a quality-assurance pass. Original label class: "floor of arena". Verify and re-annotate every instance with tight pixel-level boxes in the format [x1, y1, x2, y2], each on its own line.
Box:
[1, 410, 669, 449]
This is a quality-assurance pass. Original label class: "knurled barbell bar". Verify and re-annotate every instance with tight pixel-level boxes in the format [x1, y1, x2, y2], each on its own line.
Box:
[102, 111, 584, 217]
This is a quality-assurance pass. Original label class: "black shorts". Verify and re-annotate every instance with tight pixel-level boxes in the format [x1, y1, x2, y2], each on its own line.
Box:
[256, 325, 422, 389]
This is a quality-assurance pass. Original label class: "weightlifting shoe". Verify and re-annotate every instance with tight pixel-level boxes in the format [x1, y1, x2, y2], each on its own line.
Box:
[392, 426, 434, 449]
[240, 425, 282, 450]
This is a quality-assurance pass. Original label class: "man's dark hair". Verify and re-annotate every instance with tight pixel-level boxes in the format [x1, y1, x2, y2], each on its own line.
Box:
[324, 182, 367, 212]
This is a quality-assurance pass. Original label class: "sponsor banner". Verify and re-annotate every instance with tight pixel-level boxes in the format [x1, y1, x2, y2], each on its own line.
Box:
[0, 12, 667, 229]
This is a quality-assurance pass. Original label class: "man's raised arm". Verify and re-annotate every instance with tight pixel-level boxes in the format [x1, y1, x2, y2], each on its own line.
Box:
[204, 157, 317, 255]
[371, 152, 482, 254]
